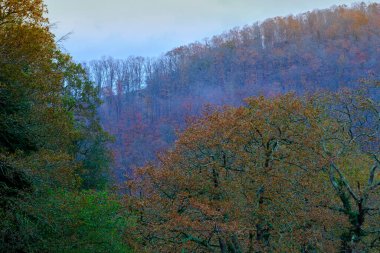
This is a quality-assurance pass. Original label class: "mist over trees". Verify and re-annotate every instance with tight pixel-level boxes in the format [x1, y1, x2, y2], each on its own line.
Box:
[2, 1, 380, 252]
[86, 3, 380, 180]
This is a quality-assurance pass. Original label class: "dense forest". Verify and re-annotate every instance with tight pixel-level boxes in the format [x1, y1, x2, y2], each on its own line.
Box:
[85, 3, 380, 180]
[2, 0, 380, 252]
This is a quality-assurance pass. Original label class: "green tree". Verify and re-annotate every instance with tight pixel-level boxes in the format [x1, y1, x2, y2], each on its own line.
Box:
[0, 1, 129, 252]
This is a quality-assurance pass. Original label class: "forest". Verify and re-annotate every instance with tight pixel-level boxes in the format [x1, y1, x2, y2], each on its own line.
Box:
[1, 0, 380, 252]
[85, 2, 380, 181]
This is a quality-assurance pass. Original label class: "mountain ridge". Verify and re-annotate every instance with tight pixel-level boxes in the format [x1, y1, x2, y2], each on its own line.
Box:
[85, 2, 380, 179]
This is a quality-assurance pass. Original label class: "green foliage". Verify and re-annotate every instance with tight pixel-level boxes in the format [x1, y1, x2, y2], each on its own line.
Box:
[50, 52, 113, 190]
[0, 190, 134, 253]
[78, 133, 113, 190]
[0, 1, 123, 252]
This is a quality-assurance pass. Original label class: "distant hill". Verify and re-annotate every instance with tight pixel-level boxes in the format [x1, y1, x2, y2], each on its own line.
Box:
[86, 3, 380, 180]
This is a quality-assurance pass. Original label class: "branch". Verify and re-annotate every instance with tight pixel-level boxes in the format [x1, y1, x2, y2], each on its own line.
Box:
[330, 163, 359, 202]
[180, 232, 216, 250]
[368, 164, 378, 186]
[367, 181, 380, 193]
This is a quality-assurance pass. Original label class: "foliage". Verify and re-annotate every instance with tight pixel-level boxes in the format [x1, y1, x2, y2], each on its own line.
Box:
[88, 3, 380, 179]
[57, 52, 113, 190]
[1, 190, 134, 253]
[0, 0, 123, 252]
[3, 1, 380, 252]
[129, 86, 380, 252]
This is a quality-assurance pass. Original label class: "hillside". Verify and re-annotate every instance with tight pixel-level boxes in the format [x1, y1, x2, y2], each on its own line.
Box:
[3, 1, 380, 252]
[86, 3, 380, 180]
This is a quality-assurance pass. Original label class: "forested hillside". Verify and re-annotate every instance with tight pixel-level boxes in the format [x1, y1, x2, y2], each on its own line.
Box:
[2, 1, 380, 252]
[86, 3, 380, 178]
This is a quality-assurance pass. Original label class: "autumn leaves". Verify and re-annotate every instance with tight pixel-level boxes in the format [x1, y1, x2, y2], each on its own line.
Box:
[129, 88, 380, 252]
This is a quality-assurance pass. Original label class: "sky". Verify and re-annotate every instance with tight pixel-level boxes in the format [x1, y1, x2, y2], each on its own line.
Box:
[45, 0, 363, 62]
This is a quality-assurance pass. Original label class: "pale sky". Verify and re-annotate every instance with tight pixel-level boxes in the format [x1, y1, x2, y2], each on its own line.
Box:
[45, 0, 364, 61]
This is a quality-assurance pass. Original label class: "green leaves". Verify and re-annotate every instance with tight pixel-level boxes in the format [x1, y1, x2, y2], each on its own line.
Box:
[30, 190, 133, 253]
[0, 189, 134, 253]
[0, 1, 118, 252]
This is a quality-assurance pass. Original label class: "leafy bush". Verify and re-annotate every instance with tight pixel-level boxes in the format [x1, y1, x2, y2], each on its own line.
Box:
[1, 190, 134, 253]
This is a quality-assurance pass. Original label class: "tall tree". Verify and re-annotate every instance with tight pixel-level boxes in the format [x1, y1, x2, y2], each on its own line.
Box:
[0, 1, 126, 252]
[129, 86, 380, 252]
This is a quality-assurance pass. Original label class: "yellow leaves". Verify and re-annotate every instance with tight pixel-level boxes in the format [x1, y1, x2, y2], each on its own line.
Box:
[0, 0, 81, 151]
[335, 154, 372, 188]
[0, 0, 47, 26]
[0, 0, 108, 190]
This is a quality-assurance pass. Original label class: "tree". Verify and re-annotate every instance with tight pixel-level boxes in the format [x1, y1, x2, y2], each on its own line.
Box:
[129, 94, 333, 252]
[0, 1, 124, 251]
[87, 3, 380, 179]
[316, 85, 380, 252]
[129, 86, 380, 252]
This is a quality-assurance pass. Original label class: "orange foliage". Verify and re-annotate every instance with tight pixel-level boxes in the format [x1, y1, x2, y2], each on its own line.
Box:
[128, 87, 380, 252]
